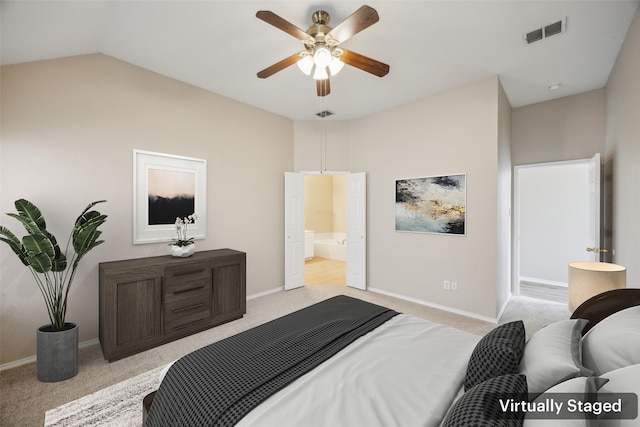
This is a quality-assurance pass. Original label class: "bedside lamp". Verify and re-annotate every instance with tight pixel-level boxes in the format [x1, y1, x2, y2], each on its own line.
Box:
[568, 261, 626, 311]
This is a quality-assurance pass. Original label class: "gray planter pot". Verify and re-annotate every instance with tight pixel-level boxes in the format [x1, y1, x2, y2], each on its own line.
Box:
[37, 323, 78, 382]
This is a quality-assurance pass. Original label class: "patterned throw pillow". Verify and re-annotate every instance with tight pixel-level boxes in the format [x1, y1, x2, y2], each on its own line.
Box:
[442, 374, 528, 427]
[464, 320, 526, 391]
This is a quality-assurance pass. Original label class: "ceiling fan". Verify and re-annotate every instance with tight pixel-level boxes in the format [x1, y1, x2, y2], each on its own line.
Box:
[256, 5, 390, 97]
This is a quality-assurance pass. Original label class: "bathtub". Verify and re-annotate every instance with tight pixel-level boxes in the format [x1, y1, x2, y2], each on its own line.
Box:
[313, 233, 347, 262]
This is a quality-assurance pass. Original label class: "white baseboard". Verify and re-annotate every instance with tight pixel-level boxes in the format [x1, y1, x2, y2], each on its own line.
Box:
[519, 276, 567, 288]
[247, 286, 282, 300]
[368, 287, 499, 324]
[0, 338, 100, 372]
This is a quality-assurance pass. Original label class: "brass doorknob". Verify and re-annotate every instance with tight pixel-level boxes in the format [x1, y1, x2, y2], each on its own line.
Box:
[586, 247, 609, 253]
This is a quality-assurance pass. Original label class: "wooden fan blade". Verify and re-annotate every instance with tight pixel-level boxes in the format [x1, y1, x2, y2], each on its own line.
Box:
[256, 11, 312, 43]
[340, 50, 390, 77]
[316, 79, 330, 97]
[327, 6, 379, 44]
[257, 53, 301, 78]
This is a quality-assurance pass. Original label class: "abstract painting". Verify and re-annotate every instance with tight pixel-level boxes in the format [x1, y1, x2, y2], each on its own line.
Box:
[395, 174, 466, 235]
[133, 150, 206, 244]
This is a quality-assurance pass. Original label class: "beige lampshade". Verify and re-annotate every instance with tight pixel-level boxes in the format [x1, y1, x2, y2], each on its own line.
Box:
[568, 261, 626, 311]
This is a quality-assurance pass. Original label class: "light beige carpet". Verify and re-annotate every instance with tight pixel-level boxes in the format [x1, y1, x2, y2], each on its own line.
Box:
[2, 286, 568, 427]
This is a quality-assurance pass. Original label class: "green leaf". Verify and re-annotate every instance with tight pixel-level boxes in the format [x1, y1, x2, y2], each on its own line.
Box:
[6, 200, 63, 256]
[73, 223, 105, 256]
[51, 252, 68, 272]
[6, 212, 43, 236]
[14, 199, 47, 232]
[22, 234, 55, 258]
[0, 226, 29, 265]
[74, 201, 107, 228]
[25, 252, 52, 273]
[72, 205, 107, 257]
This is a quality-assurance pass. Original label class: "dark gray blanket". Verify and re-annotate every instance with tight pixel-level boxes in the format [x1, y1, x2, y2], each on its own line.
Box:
[146, 295, 399, 426]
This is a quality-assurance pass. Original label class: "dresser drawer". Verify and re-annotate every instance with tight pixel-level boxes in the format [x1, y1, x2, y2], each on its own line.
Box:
[164, 312, 210, 338]
[164, 277, 210, 304]
[164, 263, 210, 286]
[164, 261, 211, 302]
[165, 294, 211, 320]
[165, 294, 212, 338]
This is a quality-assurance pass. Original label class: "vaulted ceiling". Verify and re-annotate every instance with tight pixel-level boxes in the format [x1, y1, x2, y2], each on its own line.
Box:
[2, 1, 638, 120]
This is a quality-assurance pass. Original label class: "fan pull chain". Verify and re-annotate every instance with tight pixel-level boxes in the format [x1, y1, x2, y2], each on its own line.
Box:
[321, 95, 327, 172]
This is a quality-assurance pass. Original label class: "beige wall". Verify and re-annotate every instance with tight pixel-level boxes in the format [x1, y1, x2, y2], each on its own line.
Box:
[304, 176, 334, 233]
[294, 120, 350, 172]
[511, 89, 605, 166]
[348, 77, 503, 320]
[303, 175, 347, 235]
[605, 8, 640, 287]
[0, 54, 293, 365]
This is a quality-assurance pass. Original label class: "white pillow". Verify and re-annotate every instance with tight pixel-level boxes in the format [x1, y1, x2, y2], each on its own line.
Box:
[598, 364, 640, 427]
[519, 319, 592, 396]
[581, 306, 640, 375]
[523, 376, 605, 427]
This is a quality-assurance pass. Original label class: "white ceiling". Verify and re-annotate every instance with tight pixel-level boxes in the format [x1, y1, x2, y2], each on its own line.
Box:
[1, 1, 638, 121]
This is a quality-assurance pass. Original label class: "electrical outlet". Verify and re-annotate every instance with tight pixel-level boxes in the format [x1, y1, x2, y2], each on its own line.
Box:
[451, 281, 458, 291]
[443, 280, 451, 290]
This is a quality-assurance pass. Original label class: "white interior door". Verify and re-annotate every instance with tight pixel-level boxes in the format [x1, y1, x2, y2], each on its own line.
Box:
[284, 172, 304, 290]
[587, 153, 602, 261]
[346, 172, 366, 290]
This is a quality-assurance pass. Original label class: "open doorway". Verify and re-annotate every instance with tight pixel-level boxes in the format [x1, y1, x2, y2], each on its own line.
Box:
[304, 174, 347, 286]
[513, 154, 601, 304]
[284, 171, 366, 290]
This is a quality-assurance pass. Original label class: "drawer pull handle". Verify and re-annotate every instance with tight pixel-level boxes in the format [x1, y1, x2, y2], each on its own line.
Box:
[173, 285, 205, 295]
[173, 319, 205, 331]
[173, 303, 204, 314]
[172, 268, 205, 277]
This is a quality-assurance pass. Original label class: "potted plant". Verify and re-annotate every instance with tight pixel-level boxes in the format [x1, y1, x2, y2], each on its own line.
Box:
[168, 213, 197, 257]
[0, 199, 107, 382]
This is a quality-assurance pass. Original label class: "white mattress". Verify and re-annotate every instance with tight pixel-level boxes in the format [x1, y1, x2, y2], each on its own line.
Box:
[233, 313, 480, 427]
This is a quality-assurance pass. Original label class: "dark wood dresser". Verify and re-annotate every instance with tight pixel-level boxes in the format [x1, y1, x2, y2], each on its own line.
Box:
[99, 249, 246, 361]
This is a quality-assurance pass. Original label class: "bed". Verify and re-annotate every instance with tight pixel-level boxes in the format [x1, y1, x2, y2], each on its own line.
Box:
[144, 289, 640, 427]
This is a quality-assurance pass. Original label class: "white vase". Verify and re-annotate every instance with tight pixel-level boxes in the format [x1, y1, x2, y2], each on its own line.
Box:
[169, 243, 195, 257]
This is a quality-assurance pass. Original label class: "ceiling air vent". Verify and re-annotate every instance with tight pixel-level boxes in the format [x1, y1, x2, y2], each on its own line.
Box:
[316, 110, 333, 118]
[524, 17, 566, 45]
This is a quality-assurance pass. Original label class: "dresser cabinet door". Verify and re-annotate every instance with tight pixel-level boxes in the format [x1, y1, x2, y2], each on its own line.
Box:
[100, 271, 163, 361]
[212, 257, 246, 323]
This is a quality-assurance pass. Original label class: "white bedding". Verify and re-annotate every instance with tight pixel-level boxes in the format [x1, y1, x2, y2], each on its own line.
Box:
[232, 313, 480, 427]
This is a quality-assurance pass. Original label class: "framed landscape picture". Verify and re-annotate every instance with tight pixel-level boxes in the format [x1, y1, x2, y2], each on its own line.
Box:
[133, 150, 206, 244]
[395, 174, 466, 235]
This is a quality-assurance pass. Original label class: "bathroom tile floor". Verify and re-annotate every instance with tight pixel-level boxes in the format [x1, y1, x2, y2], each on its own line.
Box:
[305, 257, 346, 286]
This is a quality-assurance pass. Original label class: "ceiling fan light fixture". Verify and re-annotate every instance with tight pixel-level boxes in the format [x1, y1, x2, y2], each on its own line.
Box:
[313, 66, 329, 80]
[297, 55, 314, 75]
[313, 45, 332, 68]
[328, 57, 344, 76]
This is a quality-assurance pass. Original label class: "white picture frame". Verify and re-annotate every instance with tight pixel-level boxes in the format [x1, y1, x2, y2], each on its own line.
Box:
[133, 149, 207, 244]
